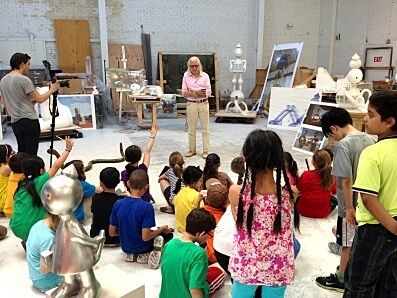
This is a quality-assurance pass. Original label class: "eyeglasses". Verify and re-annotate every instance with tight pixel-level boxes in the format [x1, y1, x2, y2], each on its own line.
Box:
[189, 65, 199, 69]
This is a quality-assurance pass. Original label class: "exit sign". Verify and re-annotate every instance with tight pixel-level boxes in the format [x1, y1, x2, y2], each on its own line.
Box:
[374, 56, 383, 62]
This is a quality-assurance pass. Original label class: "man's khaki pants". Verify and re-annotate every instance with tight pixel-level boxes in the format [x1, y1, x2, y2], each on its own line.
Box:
[186, 101, 210, 152]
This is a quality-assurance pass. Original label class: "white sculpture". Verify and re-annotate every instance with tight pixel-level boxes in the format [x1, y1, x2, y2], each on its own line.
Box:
[226, 43, 249, 115]
[337, 54, 372, 111]
[36, 87, 74, 131]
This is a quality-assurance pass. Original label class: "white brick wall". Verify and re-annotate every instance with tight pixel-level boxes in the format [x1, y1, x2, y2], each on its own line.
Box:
[318, 0, 397, 76]
[261, 0, 321, 69]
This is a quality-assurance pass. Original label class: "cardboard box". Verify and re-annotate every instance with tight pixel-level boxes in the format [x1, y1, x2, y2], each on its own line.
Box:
[293, 67, 315, 86]
[58, 79, 83, 94]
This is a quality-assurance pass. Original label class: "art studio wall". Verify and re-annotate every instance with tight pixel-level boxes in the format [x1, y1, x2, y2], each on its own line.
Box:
[317, 0, 397, 75]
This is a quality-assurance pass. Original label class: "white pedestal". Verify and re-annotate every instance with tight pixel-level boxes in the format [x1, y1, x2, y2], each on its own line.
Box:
[46, 264, 145, 298]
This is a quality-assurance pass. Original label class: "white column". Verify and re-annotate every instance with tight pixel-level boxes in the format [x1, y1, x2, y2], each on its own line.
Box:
[98, 0, 109, 82]
[256, 0, 265, 68]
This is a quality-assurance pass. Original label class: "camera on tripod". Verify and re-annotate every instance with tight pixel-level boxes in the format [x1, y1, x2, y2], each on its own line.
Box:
[42, 60, 70, 88]
[58, 80, 70, 88]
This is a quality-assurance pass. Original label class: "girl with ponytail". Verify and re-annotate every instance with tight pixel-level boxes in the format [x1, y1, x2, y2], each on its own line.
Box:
[229, 130, 297, 297]
[202, 153, 233, 190]
[9, 137, 74, 243]
[296, 149, 337, 218]
[159, 151, 185, 214]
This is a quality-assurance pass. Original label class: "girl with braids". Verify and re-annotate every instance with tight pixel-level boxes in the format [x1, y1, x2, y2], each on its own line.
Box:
[229, 130, 297, 298]
[159, 151, 185, 214]
[296, 149, 337, 218]
[9, 137, 73, 244]
[202, 153, 233, 190]
[283, 151, 299, 186]
[0, 144, 15, 212]
[230, 156, 245, 185]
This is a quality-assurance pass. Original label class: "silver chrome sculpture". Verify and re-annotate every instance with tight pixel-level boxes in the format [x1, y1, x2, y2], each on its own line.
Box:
[40, 166, 105, 297]
[226, 43, 249, 115]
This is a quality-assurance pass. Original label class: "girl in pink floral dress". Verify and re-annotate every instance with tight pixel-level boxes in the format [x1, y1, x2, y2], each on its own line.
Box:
[229, 129, 299, 297]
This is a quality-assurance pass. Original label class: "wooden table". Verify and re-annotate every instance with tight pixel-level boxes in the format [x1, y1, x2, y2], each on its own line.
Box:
[116, 88, 132, 124]
[128, 94, 161, 130]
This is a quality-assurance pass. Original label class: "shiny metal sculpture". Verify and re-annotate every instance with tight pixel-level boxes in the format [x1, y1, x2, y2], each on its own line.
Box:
[105, 68, 147, 91]
[40, 166, 105, 297]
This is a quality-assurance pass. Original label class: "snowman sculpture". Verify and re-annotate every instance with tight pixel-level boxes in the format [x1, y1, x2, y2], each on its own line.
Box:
[338, 53, 372, 111]
[226, 43, 249, 115]
[40, 166, 105, 297]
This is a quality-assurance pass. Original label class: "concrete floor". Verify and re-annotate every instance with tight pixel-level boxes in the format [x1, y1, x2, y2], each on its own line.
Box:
[0, 116, 342, 297]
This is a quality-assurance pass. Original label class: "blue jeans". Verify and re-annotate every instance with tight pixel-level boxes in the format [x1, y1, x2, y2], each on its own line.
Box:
[293, 235, 301, 259]
[232, 280, 286, 298]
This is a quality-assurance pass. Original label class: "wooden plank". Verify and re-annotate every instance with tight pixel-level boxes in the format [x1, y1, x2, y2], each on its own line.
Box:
[108, 43, 144, 69]
[54, 19, 91, 73]
[214, 110, 257, 119]
[214, 53, 220, 112]
[158, 52, 164, 91]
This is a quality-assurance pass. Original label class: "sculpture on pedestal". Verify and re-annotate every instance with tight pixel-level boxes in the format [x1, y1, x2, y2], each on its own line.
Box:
[226, 43, 249, 115]
[336, 54, 372, 111]
[40, 166, 105, 297]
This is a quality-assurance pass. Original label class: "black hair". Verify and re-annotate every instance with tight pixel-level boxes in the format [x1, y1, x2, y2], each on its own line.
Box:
[369, 91, 397, 131]
[0, 144, 13, 164]
[320, 107, 353, 137]
[283, 152, 299, 184]
[100, 167, 120, 189]
[182, 166, 203, 186]
[128, 169, 149, 190]
[8, 152, 29, 173]
[202, 153, 220, 190]
[323, 148, 334, 162]
[10, 53, 31, 70]
[236, 130, 299, 236]
[185, 208, 217, 235]
[124, 145, 142, 176]
[17, 156, 45, 208]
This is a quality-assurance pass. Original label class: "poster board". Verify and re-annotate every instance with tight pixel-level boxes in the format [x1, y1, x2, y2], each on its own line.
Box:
[254, 42, 303, 112]
[268, 87, 321, 131]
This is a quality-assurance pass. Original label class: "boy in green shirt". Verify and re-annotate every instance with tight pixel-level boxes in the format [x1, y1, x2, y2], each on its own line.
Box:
[344, 91, 397, 297]
[160, 208, 225, 298]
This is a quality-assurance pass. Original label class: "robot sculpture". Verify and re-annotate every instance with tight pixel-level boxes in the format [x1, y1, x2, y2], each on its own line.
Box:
[40, 166, 105, 297]
[336, 53, 372, 111]
[226, 43, 249, 115]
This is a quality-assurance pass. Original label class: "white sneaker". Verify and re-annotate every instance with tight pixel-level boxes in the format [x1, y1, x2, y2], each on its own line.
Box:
[148, 236, 164, 269]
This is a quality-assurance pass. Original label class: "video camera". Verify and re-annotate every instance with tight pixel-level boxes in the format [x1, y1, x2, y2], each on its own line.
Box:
[42, 60, 70, 88]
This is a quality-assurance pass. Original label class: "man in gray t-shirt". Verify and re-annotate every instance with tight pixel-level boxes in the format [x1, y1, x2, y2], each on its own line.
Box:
[316, 107, 375, 292]
[0, 53, 59, 155]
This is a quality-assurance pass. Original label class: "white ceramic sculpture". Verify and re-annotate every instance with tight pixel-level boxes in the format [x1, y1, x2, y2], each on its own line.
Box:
[226, 43, 249, 115]
[337, 54, 372, 111]
[36, 87, 74, 131]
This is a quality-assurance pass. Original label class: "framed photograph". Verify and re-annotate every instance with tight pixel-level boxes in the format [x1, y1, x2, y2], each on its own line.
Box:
[57, 94, 96, 130]
[302, 102, 336, 128]
[292, 126, 325, 155]
[268, 87, 321, 131]
[254, 42, 303, 111]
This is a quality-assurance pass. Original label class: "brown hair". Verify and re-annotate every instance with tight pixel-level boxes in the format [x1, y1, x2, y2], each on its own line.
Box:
[47, 213, 60, 231]
[128, 169, 149, 190]
[207, 182, 228, 209]
[70, 160, 86, 181]
[231, 156, 245, 185]
[169, 151, 184, 178]
[312, 150, 334, 189]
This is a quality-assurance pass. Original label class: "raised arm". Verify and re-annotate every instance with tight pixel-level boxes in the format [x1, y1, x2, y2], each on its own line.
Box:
[142, 125, 157, 168]
[47, 137, 74, 177]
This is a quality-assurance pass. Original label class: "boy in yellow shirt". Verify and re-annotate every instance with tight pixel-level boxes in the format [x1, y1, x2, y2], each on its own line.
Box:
[345, 91, 397, 297]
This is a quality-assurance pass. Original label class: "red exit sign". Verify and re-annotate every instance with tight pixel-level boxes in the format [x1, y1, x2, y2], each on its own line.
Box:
[374, 56, 383, 62]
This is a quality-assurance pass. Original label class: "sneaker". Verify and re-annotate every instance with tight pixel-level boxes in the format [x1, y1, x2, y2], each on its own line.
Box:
[148, 236, 164, 269]
[315, 273, 345, 293]
[328, 242, 342, 256]
[123, 252, 150, 264]
[160, 206, 175, 214]
[202, 151, 209, 159]
[185, 149, 196, 157]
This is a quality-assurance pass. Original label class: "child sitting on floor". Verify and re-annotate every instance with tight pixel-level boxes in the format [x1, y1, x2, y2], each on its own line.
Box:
[121, 125, 157, 203]
[160, 208, 225, 297]
[159, 151, 184, 214]
[109, 169, 173, 269]
[296, 149, 337, 218]
[90, 167, 122, 245]
[26, 213, 63, 292]
[173, 166, 203, 233]
[284, 151, 299, 186]
[10, 137, 73, 244]
[0, 144, 15, 213]
[202, 153, 233, 190]
[196, 178, 228, 264]
[3, 152, 29, 218]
